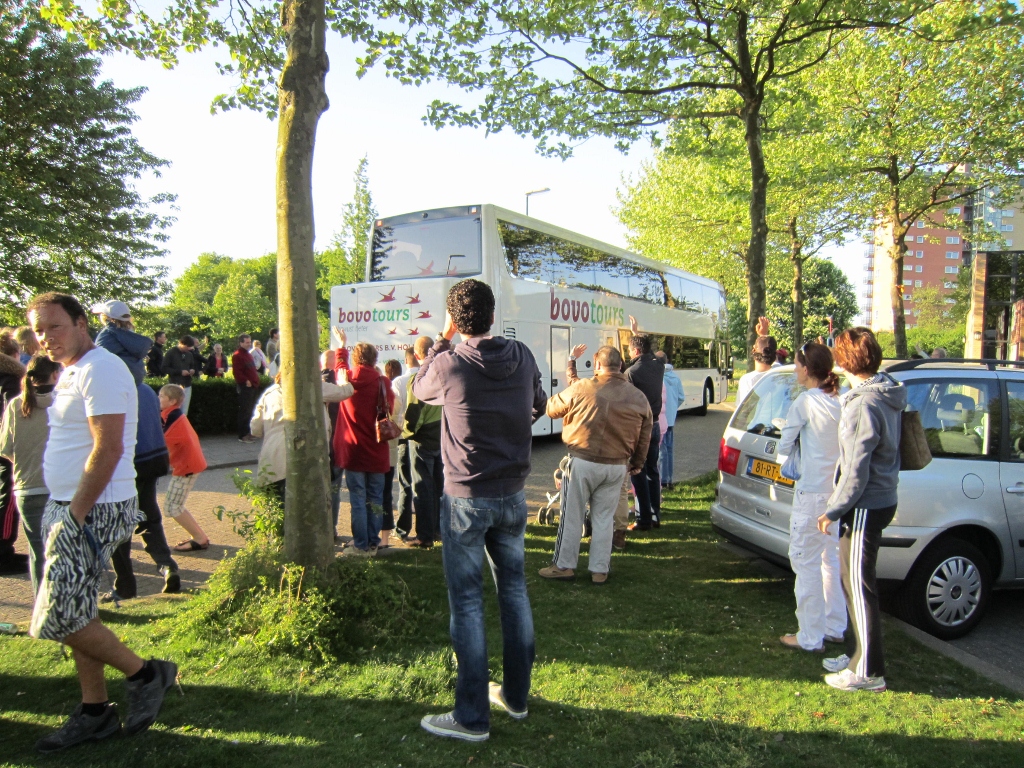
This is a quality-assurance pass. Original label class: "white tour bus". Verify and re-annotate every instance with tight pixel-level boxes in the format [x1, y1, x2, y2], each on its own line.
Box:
[331, 204, 731, 436]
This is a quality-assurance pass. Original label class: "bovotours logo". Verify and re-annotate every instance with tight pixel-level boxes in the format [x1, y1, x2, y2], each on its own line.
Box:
[336, 289, 434, 337]
[550, 288, 625, 326]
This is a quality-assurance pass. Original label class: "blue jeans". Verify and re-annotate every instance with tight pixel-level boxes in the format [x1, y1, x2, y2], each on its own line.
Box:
[331, 466, 345, 533]
[659, 425, 674, 485]
[441, 491, 535, 733]
[346, 471, 384, 550]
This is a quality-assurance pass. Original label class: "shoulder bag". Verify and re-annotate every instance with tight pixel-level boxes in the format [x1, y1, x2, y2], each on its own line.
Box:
[900, 410, 932, 471]
[375, 378, 402, 443]
[779, 439, 802, 481]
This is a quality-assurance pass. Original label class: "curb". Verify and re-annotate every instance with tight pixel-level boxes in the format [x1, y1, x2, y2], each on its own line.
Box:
[889, 616, 1024, 697]
[204, 460, 257, 471]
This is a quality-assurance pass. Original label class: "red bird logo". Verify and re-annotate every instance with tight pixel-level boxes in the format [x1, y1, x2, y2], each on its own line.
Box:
[418, 261, 435, 276]
[387, 328, 397, 335]
[407, 294, 421, 304]
[378, 288, 396, 302]
[407, 328, 419, 336]
[416, 311, 431, 319]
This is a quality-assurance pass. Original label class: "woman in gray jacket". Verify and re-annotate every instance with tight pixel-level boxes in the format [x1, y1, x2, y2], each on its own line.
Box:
[818, 327, 906, 693]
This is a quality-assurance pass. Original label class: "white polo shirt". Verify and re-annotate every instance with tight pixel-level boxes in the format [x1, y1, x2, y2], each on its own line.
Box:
[43, 347, 138, 502]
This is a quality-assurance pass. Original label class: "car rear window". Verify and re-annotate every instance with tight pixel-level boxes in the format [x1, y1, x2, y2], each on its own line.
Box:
[732, 372, 802, 437]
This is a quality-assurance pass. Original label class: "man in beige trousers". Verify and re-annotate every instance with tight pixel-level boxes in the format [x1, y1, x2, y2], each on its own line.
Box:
[540, 344, 652, 584]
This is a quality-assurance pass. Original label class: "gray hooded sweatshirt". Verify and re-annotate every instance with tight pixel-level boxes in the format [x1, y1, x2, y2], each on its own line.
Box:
[825, 372, 907, 520]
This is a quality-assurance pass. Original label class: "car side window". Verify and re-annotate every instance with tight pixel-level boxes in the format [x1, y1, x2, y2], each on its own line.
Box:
[902, 379, 1000, 459]
[1004, 382, 1024, 462]
[731, 372, 802, 438]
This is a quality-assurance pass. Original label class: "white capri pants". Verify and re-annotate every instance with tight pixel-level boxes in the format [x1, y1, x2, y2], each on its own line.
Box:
[789, 489, 847, 650]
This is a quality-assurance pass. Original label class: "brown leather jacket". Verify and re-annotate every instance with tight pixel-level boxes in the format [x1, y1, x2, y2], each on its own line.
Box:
[548, 359, 652, 469]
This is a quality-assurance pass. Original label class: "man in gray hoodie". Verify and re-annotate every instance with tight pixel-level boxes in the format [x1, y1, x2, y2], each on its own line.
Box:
[414, 279, 547, 742]
[818, 327, 906, 693]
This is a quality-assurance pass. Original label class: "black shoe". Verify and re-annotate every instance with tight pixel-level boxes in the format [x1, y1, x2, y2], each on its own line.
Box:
[124, 659, 178, 736]
[100, 590, 133, 605]
[0, 552, 29, 575]
[161, 567, 181, 594]
[36, 703, 121, 753]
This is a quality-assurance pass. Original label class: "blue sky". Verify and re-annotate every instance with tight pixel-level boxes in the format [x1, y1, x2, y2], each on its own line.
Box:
[100, 36, 862, 291]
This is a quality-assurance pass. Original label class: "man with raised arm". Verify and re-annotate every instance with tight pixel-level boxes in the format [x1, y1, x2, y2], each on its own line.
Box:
[413, 279, 547, 742]
[27, 293, 177, 753]
[540, 343, 652, 584]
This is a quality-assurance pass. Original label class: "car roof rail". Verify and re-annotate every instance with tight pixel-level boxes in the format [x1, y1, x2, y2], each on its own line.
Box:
[885, 358, 1024, 373]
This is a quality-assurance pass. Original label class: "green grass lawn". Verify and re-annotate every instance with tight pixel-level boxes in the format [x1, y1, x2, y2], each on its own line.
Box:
[3, 474, 1023, 767]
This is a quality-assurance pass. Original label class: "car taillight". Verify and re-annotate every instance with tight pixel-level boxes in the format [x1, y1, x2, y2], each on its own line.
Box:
[718, 438, 740, 476]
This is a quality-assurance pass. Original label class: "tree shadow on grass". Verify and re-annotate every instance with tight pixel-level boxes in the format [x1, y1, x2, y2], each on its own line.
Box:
[2, 674, 1021, 768]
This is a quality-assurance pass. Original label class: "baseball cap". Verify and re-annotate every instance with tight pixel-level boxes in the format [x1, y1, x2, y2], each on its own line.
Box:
[91, 299, 132, 321]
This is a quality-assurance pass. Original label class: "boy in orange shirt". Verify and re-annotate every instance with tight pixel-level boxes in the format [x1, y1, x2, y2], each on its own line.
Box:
[158, 384, 210, 551]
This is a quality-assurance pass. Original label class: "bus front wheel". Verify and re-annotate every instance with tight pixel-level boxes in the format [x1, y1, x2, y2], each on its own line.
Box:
[694, 381, 712, 416]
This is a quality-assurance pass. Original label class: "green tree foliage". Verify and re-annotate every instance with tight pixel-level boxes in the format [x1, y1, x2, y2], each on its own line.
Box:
[0, 0, 173, 313]
[211, 271, 277, 343]
[317, 157, 376, 296]
[619, 112, 866, 356]
[766, 257, 858, 348]
[808, 4, 1024, 357]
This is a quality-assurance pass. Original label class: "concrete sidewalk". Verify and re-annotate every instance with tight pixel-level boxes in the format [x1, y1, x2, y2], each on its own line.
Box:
[202, 433, 261, 469]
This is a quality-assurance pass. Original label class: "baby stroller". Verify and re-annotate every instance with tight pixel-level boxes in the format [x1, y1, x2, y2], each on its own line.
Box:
[536, 456, 596, 539]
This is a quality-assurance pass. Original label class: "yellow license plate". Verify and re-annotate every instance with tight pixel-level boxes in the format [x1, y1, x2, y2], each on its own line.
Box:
[747, 457, 794, 487]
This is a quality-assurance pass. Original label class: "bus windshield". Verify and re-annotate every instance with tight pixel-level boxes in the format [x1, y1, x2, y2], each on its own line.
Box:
[370, 216, 482, 281]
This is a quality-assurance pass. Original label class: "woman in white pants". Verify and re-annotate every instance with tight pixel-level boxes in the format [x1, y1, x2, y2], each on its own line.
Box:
[777, 342, 847, 652]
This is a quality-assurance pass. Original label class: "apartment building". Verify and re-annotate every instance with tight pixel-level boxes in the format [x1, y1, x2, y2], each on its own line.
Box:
[862, 190, 1020, 331]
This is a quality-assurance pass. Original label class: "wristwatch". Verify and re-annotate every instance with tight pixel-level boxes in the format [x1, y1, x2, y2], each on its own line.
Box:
[568, 355, 577, 364]
[435, 333, 447, 343]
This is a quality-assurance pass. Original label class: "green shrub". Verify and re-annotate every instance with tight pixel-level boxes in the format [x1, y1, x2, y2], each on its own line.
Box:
[145, 375, 272, 435]
[213, 469, 286, 542]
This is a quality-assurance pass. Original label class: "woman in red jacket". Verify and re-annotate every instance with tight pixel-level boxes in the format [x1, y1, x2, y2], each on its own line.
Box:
[332, 327, 394, 555]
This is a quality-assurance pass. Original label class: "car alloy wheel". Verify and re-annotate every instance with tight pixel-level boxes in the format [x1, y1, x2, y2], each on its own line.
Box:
[926, 554, 983, 628]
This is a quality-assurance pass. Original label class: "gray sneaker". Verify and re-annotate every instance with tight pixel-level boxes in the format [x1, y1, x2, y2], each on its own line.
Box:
[124, 659, 178, 736]
[420, 711, 489, 742]
[488, 682, 527, 719]
[36, 703, 121, 753]
[822, 654, 850, 673]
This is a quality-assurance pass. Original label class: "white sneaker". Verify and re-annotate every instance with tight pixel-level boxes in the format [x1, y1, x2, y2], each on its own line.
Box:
[825, 668, 886, 692]
[822, 654, 850, 673]
[488, 682, 528, 720]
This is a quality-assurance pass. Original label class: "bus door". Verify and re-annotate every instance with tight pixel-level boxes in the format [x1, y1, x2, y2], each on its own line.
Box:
[549, 326, 571, 433]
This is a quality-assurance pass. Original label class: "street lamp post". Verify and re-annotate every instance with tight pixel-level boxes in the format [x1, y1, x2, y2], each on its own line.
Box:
[525, 187, 550, 216]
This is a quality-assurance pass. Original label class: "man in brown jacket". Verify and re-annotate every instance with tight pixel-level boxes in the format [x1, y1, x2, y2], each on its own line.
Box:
[539, 344, 652, 584]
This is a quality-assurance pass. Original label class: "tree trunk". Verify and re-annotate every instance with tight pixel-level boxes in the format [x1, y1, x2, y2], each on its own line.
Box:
[788, 216, 804, 349]
[276, 0, 333, 569]
[742, 99, 769, 370]
[883, 165, 908, 358]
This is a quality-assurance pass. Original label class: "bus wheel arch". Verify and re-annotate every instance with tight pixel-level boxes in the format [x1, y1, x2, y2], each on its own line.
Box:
[693, 379, 713, 416]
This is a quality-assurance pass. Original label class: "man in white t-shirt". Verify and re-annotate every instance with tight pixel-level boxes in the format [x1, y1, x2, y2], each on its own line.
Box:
[26, 293, 177, 753]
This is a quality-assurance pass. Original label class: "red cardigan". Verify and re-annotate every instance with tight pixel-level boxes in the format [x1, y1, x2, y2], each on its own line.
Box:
[232, 348, 260, 388]
[333, 348, 394, 474]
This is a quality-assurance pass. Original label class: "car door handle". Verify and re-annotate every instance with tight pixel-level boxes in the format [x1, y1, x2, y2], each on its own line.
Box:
[1006, 486, 1024, 494]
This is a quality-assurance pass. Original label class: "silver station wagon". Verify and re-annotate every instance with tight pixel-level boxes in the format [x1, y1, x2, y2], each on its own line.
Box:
[711, 359, 1024, 639]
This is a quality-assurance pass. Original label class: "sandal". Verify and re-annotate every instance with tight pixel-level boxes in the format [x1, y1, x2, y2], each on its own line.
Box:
[173, 539, 210, 552]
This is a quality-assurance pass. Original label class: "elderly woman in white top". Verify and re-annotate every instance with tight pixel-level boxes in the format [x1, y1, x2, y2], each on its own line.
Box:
[777, 342, 847, 653]
[250, 370, 354, 497]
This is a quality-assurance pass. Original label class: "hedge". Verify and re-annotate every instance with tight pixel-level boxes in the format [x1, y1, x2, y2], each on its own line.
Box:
[145, 376, 273, 435]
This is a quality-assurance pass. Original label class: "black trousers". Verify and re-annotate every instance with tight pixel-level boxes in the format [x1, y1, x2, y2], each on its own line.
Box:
[839, 504, 897, 679]
[0, 458, 17, 559]
[409, 441, 444, 544]
[630, 423, 661, 526]
[381, 466, 396, 531]
[111, 476, 178, 598]
[237, 385, 259, 438]
[395, 440, 413, 535]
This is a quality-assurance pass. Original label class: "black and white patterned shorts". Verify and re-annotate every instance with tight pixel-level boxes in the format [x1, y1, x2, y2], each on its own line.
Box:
[29, 497, 143, 641]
